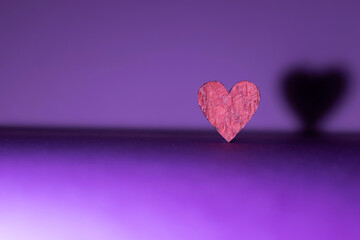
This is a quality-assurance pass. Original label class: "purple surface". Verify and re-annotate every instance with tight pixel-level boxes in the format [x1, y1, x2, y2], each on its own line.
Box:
[0, 0, 359, 131]
[0, 129, 359, 239]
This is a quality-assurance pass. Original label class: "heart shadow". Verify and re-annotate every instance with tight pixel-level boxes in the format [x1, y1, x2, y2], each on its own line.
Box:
[282, 66, 348, 135]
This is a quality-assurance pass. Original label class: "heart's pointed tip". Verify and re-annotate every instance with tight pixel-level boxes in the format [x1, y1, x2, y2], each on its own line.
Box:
[222, 135, 235, 143]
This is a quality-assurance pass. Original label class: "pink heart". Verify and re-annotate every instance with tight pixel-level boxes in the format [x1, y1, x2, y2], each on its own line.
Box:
[198, 81, 260, 142]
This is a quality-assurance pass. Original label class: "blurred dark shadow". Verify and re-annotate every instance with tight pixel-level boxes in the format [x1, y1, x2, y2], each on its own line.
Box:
[282, 66, 349, 136]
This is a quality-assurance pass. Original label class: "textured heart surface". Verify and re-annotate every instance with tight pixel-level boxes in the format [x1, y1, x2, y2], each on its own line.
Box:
[198, 81, 260, 142]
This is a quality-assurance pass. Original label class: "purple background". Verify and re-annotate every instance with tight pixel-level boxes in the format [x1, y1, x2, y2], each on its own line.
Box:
[1, 0, 359, 131]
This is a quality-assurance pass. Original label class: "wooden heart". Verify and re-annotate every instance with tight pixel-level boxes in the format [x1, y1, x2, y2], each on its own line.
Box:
[198, 81, 260, 142]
